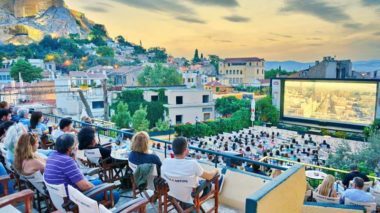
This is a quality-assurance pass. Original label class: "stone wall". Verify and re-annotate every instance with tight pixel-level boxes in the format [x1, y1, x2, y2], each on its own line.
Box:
[13, 0, 64, 17]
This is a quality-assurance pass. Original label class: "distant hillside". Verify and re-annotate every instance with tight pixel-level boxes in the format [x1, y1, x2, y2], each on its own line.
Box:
[0, 0, 93, 45]
[266, 60, 380, 72]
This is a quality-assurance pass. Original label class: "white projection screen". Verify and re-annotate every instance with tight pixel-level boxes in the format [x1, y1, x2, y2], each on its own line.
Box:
[283, 80, 378, 126]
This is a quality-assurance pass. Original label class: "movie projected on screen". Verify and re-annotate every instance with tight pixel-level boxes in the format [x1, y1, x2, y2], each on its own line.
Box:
[283, 80, 377, 125]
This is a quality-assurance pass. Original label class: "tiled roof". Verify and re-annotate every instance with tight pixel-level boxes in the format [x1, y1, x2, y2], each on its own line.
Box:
[223, 57, 264, 63]
[205, 81, 229, 87]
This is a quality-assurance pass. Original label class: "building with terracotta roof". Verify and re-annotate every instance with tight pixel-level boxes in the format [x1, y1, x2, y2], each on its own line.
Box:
[204, 81, 234, 94]
[219, 57, 265, 86]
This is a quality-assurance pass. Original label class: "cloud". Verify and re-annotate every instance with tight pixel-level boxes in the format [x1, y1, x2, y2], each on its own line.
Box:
[189, 0, 239, 7]
[374, 32, 380, 36]
[280, 0, 350, 23]
[306, 37, 322, 41]
[176, 16, 206, 24]
[362, 0, 380, 6]
[343, 23, 363, 29]
[113, 0, 194, 16]
[270, 33, 292, 38]
[214, 39, 232, 43]
[266, 38, 278, 41]
[83, 6, 109, 13]
[223, 15, 250, 22]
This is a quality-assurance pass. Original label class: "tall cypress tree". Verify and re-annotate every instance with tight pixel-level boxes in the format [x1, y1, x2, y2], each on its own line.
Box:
[192, 49, 200, 63]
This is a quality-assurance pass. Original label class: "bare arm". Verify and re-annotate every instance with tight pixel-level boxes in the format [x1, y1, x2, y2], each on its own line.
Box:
[76, 179, 94, 191]
[200, 169, 218, 180]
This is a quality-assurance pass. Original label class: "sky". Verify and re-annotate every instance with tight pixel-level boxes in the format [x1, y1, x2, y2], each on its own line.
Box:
[65, 0, 380, 61]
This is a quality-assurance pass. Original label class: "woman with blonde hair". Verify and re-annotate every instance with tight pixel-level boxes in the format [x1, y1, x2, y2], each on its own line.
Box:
[315, 174, 337, 197]
[128, 131, 162, 174]
[14, 133, 46, 175]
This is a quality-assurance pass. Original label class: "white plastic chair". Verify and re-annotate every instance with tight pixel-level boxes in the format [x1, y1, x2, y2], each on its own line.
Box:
[162, 173, 198, 203]
[44, 179, 67, 212]
[313, 192, 340, 204]
[84, 148, 102, 165]
[345, 198, 377, 213]
[68, 185, 107, 213]
[370, 187, 380, 205]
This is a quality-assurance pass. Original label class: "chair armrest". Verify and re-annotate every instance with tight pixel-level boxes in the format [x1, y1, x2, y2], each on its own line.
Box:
[102, 143, 112, 148]
[83, 168, 101, 176]
[112, 197, 149, 213]
[0, 175, 10, 196]
[84, 183, 115, 198]
[0, 189, 33, 210]
[191, 174, 220, 198]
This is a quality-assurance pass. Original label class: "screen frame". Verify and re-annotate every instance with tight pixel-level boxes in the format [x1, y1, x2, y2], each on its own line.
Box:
[272, 78, 380, 130]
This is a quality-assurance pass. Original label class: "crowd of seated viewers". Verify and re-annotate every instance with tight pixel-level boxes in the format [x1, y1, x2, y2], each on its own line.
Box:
[0, 101, 378, 211]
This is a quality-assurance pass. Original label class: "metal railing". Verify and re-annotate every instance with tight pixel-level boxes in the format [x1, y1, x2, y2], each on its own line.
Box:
[43, 113, 287, 172]
[260, 156, 380, 181]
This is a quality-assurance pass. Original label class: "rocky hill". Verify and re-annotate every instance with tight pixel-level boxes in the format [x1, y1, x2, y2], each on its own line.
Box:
[0, 0, 93, 45]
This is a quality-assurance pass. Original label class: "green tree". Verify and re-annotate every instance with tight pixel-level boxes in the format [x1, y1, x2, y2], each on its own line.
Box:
[132, 106, 150, 132]
[97, 46, 114, 57]
[265, 68, 297, 79]
[10, 60, 43, 82]
[192, 49, 200, 63]
[155, 118, 170, 131]
[215, 96, 250, 117]
[255, 96, 280, 125]
[147, 47, 168, 63]
[138, 63, 182, 86]
[111, 102, 132, 128]
[209, 55, 220, 73]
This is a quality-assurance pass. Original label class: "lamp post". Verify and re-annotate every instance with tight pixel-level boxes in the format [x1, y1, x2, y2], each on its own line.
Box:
[165, 119, 172, 158]
[195, 116, 200, 137]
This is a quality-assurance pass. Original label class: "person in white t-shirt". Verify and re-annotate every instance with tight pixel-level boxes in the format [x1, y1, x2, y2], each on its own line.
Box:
[51, 118, 78, 142]
[161, 137, 218, 208]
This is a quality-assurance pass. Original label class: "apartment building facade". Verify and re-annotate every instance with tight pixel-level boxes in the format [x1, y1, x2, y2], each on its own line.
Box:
[219, 57, 265, 86]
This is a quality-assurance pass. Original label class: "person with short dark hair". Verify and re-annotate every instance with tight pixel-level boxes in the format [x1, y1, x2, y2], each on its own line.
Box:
[340, 177, 375, 204]
[342, 165, 370, 188]
[161, 137, 219, 205]
[0, 109, 11, 124]
[44, 134, 119, 203]
[0, 101, 9, 110]
[51, 118, 77, 141]
[77, 126, 111, 161]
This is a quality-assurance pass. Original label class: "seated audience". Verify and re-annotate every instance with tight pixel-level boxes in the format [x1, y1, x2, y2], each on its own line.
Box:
[52, 118, 77, 141]
[0, 109, 11, 125]
[342, 165, 370, 188]
[128, 131, 162, 174]
[14, 133, 46, 175]
[4, 123, 27, 164]
[161, 137, 219, 206]
[0, 163, 15, 195]
[315, 175, 337, 197]
[78, 126, 111, 161]
[17, 108, 30, 127]
[340, 177, 375, 204]
[0, 121, 14, 141]
[44, 134, 119, 202]
[29, 111, 48, 135]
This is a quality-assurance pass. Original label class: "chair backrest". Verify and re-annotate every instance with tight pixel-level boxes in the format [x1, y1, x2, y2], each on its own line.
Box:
[99, 204, 112, 213]
[84, 149, 102, 165]
[162, 173, 198, 203]
[68, 185, 100, 213]
[43, 179, 67, 212]
[345, 198, 377, 213]
[370, 187, 380, 205]
[22, 171, 47, 196]
[129, 162, 157, 190]
[313, 192, 340, 204]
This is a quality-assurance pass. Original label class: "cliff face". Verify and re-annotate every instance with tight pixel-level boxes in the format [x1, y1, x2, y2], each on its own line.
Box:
[0, 0, 93, 45]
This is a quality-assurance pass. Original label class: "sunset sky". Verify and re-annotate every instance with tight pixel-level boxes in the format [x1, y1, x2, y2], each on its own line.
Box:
[65, 0, 380, 61]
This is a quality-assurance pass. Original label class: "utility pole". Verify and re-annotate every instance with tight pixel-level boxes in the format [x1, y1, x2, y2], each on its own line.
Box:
[78, 90, 93, 118]
[102, 79, 109, 121]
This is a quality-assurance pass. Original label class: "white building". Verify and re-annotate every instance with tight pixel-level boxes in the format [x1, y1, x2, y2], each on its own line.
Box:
[182, 72, 208, 88]
[55, 74, 109, 118]
[143, 88, 215, 125]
